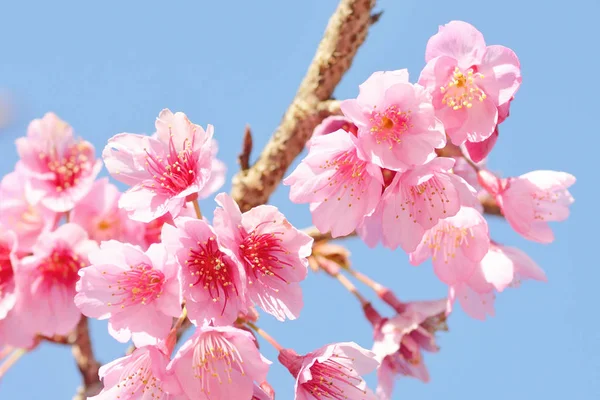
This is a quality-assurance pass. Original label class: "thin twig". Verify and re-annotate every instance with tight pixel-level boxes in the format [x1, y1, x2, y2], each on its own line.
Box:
[238, 125, 253, 171]
[70, 317, 101, 399]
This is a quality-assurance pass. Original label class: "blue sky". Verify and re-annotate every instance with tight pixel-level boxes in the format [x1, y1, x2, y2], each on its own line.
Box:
[0, 0, 597, 399]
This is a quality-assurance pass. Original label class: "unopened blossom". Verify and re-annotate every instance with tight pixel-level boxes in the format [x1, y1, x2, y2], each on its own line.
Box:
[418, 21, 521, 145]
[284, 129, 383, 238]
[410, 207, 490, 287]
[14, 223, 98, 336]
[0, 230, 18, 320]
[363, 301, 447, 399]
[169, 324, 271, 400]
[162, 217, 247, 325]
[378, 157, 477, 252]
[478, 169, 575, 243]
[213, 193, 313, 321]
[71, 178, 143, 244]
[16, 112, 102, 212]
[91, 345, 184, 400]
[340, 69, 446, 171]
[448, 243, 547, 320]
[75, 241, 182, 344]
[278, 342, 379, 400]
[307, 115, 358, 147]
[103, 109, 214, 222]
[0, 164, 56, 252]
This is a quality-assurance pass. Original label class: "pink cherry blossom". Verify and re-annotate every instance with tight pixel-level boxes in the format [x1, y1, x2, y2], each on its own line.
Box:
[196, 138, 226, 200]
[169, 324, 271, 400]
[307, 115, 358, 148]
[16, 112, 102, 212]
[71, 178, 143, 245]
[0, 230, 18, 320]
[378, 157, 477, 252]
[479, 170, 575, 243]
[213, 193, 313, 321]
[363, 300, 446, 399]
[91, 345, 184, 400]
[410, 207, 490, 287]
[75, 241, 182, 344]
[253, 382, 275, 400]
[284, 129, 383, 238]
[0, 163, 56, 252]
[418, 21, 521, 145]
[340, 69, 446, 171]
[278, 342, 379, 400]
[14, 223, 98, 336]
[448, 243, 547, 320]
[102, 109, 214, 222]
[138, 206, 196, 251]
[162, 217, 247, 325]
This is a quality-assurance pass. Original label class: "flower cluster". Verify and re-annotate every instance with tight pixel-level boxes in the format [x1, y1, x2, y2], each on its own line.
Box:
[0, 20, 575, 400]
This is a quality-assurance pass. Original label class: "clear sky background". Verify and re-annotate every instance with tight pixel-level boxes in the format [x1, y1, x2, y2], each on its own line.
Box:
[0, 0, 597, 399]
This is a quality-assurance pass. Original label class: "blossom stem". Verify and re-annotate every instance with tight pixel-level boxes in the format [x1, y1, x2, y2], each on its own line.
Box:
[246, 322, 283, 352]
[0, 348, 26, 378]
[346, 267, 383, 292]
[65, 211, 71, 223]
[334, 273, 369, 306]
[173, 306, 188, 332]
[0, 346, 13, 359]
[347, 267, 406, 312]
[192, 198, 203, 219]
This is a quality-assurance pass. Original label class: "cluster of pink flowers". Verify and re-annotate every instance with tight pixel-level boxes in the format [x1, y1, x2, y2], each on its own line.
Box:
[0, 20, 575, 400]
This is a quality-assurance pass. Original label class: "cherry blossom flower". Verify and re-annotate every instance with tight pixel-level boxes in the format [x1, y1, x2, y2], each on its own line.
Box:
[14, 223, 98, 336]
[196, 138, 226, 200]
[71, 178, 143, 245]
[16, 112, 102, 212]
[91, 345, 184, 400]
[162, 217, 247, 325]
[363, 301, 447, 399]
[137, 206, 196, 251]
[418, 21, 521, 145]
[103, 109, 214, 222]
[378, 157, 477, 252]
[213, 193, 313, 321]
[278, 342, 379, 400]
[410, 207, 490, 287]
[284, 129, 383, 238]
[75, 241, 182, 344]
[340, 69, 446, 171]
[448, 243, 547, 320]
[0, 164, 56, 252]
[253, 382, 275, 400]
[169, 324, 271, 400]
[307, 115, 358, 147]
[0, 230, 18, 320]
[478, 170, 575, 243]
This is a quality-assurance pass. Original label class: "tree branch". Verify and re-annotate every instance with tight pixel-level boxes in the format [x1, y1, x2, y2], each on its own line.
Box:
[231, 0, 378, 212]
[70, 317, 101, 400]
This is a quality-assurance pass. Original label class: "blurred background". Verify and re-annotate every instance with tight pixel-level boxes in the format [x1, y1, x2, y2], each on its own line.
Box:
[0, 0, 597, 398]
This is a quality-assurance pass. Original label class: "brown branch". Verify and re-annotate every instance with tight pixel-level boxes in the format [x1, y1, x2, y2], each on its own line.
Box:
[231, 0, 377, 212]
[481, 195, 502, 216]
[238, 125, 253, 170]
[70, 317, 102, 400]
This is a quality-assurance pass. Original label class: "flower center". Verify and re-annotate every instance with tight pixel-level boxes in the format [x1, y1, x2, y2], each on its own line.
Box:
[424, 222, 475, 263]
[39, 141, 94, 193]
[187, 236, 238, 311]
[116, 351, 165, 399]
[303, 354, 364, 400]
[369, 105, 412, 148]
[105, 263, 165, 308]
[317, 150, 368, 207]
[192, 332, 245, 393]
[394, 177, 452, 223]
[240, 224, 291, 284]
[440, 67, 486, 110]
[0, 244, 14, 294]
[38, 245, 84, 286]
[145, 135, 197, 196]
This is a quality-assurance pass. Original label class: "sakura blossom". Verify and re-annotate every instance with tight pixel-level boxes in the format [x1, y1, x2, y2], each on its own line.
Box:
[91, 345, 184, 400]
[102, 109, 214, 222]
[213, 193, 313, 321]
[340, 69, 446, 171]
[162, 217, 247, 326]
[75, 241, 182, 344]
[0, 230, 18, 320]
[284, 129, 383, 237]
[478, 170, 576, 243]
[278, 342, 379, 400]
[0, 164, 56, 252]
[15, 112, 102, 212]
[169, 324, 271, 400]
[14, 223, 98, 336]
[307, 115, 358, 147]
[418, 21, 521, 146]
